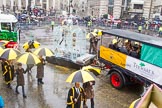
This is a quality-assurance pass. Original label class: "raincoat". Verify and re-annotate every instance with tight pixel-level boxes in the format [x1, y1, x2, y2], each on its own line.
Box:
[138, 26, 142, 31]
[159, 27, 162, 32]
[88, 21, 91, 27]
[36, 58, 45, 79]
[83, 81, 95, 99]
[16, 68, 25, 86]
[51, 21, 55, 26]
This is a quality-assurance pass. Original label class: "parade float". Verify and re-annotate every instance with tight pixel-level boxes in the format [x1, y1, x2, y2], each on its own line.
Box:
[99, 29, 162, 89]
[0, 13, 18, 48]
[46, 25, 95, 69]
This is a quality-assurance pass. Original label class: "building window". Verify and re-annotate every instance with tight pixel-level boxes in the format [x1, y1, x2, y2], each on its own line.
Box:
[109, 0, 114, 5]
[122, 0, 125, 5]
[133, 4, 143, 9]
[108, 7, 113, 15]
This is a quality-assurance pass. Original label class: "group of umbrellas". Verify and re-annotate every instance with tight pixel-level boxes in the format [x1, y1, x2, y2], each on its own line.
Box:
[0, 40, 101, 84]
[0, 40, 54, 65]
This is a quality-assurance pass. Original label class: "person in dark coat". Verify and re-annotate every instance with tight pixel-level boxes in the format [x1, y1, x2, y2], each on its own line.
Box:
[15, 63, 27, 98]
[83, 81, 95, 108]
[119, 45, 129, 55]
[66, 82, 85, 108]
[36, 55, 45, 85]
[2, 60, 14, 89]
[93, 36, 100, 54]
[89, 34, 96, 54]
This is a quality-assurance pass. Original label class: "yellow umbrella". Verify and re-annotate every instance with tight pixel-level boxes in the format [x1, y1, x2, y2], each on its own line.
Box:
[17, 52, 41, 64]
[0, 40, 9, 46]
[0, 48, 21, 60]
[0, 47, 4, 52]
[93, 29, 103, 36]
[112, 39, 118, 44]
[66, 70, 95, 83]
[33, 48, 54, 56]
[23, 40, 40, 50]
[82, 65, 101, 76]
[129, 98, 141, 108]
[86, 32, 97, 39]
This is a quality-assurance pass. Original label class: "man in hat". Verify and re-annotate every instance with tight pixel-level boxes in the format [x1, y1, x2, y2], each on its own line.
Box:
[66, 82, 85, 108]
[15, 63, 27, 98]
[2, 60, 14, 89]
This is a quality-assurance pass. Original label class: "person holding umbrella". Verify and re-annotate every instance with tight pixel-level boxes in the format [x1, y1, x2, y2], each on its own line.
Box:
[66, 82, 85, 108]
[66, 70, 95, 108]
[23, 40, 40, 73]
[36, 55, 45, 85]
[15, 63, 27, 98]
[2, 60, 14, 89]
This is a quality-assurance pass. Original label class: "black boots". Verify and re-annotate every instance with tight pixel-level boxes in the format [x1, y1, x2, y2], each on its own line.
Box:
[23, 95, 27, 98]
[38, 79, 44, 85]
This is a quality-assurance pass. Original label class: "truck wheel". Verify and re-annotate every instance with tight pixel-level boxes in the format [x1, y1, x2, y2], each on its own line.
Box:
[110, 71, 124, 89]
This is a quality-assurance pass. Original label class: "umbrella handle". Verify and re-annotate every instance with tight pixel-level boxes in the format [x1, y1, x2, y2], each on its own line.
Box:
[74, 93, 80, 103]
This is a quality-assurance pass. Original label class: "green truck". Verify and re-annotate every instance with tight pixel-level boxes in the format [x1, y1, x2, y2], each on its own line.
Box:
[0, 13, 18, 48]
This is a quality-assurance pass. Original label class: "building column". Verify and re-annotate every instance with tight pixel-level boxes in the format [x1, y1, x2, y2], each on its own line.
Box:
[113, 0, 122, 19]
[46, 0, 49, 11]
[31, 0, 35, 8]
[18, 0, 22, 10]
[26, 0, 28, 10]
[57, 0, 60, 10]
[53, 0, 55, 9]
[11, 0, 14, 10]
[3, 0, 6, 7]
[40, 0, 43, 8]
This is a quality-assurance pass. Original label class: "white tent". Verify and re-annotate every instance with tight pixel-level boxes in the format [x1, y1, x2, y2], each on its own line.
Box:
[0, 14, 17, 23]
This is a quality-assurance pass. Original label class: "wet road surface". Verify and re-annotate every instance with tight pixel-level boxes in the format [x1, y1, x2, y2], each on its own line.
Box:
[0, 25, 143, 108]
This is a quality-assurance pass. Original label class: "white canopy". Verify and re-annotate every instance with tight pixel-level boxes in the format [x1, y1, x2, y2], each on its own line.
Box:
[0, 14, 17, 23]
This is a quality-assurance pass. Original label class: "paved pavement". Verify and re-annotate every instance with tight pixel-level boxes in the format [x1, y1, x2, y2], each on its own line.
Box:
[0, 25, 142, 108]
